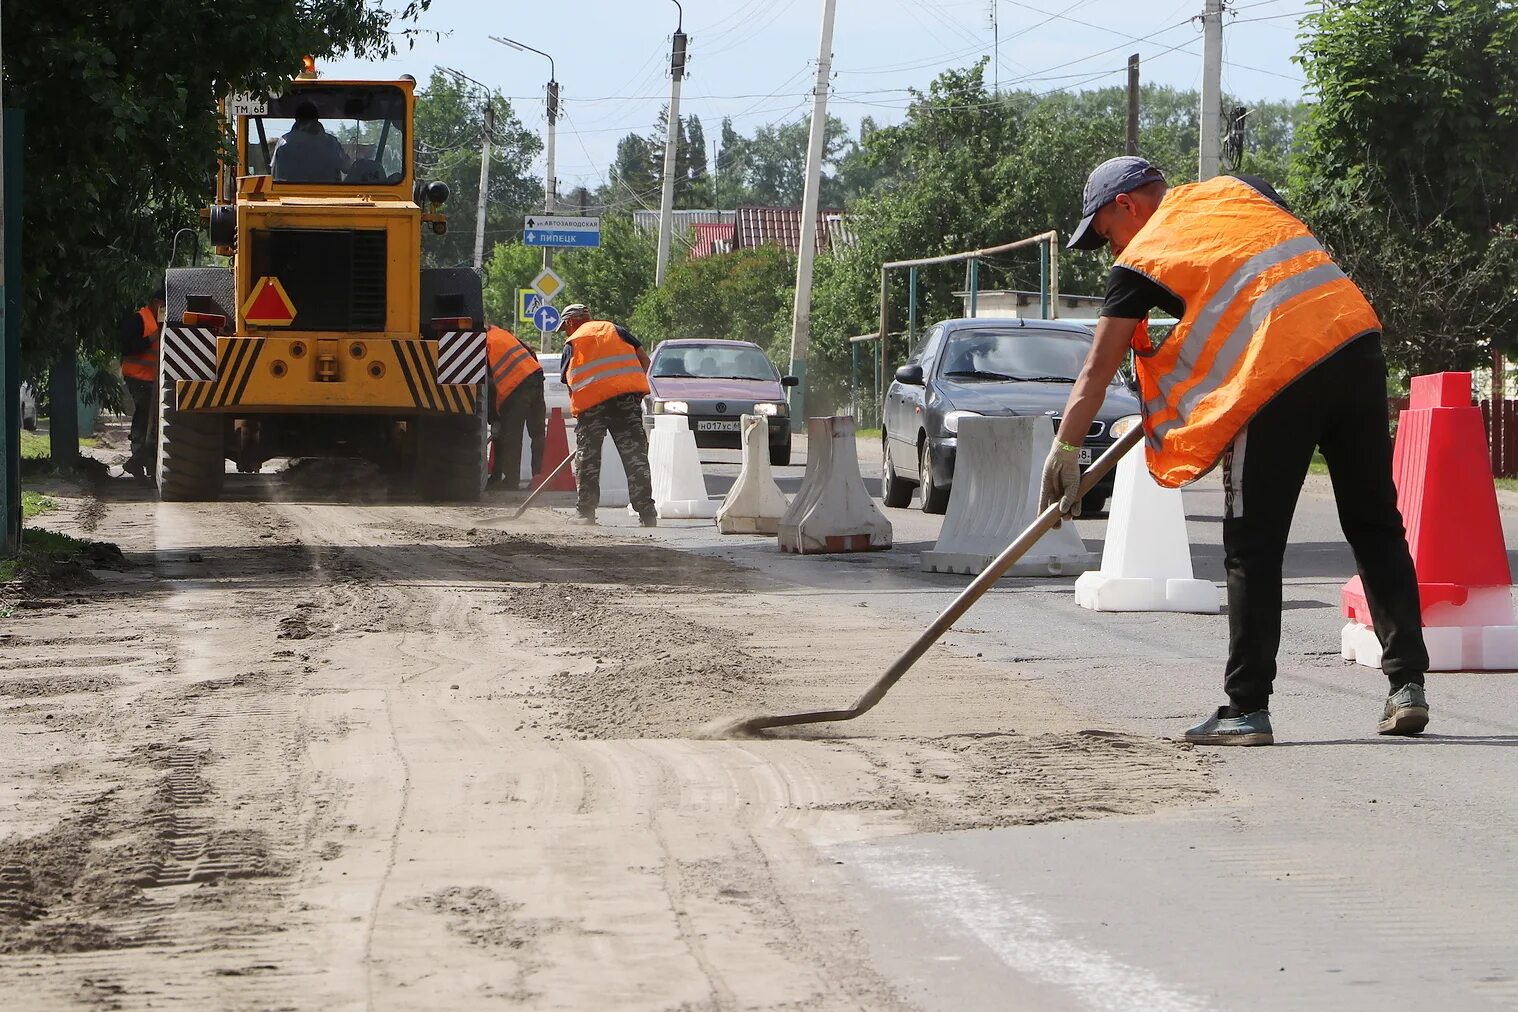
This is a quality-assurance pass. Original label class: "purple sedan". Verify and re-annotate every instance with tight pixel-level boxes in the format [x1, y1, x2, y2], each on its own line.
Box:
[643, 339, 798, 466]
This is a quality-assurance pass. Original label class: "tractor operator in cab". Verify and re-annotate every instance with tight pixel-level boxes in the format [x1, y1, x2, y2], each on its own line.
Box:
[558, 304, 657, 527]
[1040, 156, 1429, 747]
[118, 285, 165, 480]
[270, 101, 350, 183]
[485, 322, 546, 490]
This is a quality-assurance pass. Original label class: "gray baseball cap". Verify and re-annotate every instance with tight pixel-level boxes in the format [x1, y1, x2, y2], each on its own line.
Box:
[555, 303, 590, 332]
[1067, 156, 1167, 251]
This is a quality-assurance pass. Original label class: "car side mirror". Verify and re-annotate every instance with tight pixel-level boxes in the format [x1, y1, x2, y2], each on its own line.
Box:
[781, 375, 799, 387]
[895, 364, 925, 386]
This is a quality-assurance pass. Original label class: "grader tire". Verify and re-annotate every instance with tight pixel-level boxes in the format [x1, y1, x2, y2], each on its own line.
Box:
[415, 384, 488, 502]
[156, 379, 225, 501]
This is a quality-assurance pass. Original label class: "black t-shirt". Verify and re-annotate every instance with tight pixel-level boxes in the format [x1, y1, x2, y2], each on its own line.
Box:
[1100, 175, 1291, 321]
[119, 309, 153, 356]
[559, 325, 641, 385]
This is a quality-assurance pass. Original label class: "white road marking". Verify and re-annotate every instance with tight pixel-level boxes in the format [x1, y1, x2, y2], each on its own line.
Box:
[849, 844, 1212, 1012]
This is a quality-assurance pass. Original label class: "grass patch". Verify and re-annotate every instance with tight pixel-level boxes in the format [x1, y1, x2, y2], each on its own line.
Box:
[855, 426, 882, 440]
[0, 527, 126, 602]
[20, 491, 55, 521]
[20, 422, 99, 460]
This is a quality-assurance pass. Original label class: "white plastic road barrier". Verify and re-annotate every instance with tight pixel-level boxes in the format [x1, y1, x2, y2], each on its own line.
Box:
[1342, 587, 1518, 671]
[518, 425, 534, 484]
[1074, 435, 1219, 612]
[921, 415, 1097, 577]
[717, 415, 789, 534]
[649, 414, 718, 519]
[597, 432, 630, 507]
[779, 415, 892, 554]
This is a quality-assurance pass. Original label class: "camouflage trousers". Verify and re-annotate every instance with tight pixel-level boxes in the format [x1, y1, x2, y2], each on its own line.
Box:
[575, 392, 655, 518]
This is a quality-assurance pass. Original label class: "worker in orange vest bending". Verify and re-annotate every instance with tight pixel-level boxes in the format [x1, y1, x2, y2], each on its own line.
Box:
[118, 285, 165, 480]
[1041, 156, 1429, 746]
[485, 323, 546, 490]
[558, 304, 657, 527]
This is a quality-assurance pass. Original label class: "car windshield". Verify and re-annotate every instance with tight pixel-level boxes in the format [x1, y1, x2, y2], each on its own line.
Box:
[937, 327, 1100, 384]
[242, 86, 407, 185]
[652, 344, 778, 381]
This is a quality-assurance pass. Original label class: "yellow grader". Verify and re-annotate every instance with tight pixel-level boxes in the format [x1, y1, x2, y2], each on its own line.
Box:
[157, 60, 488, 501]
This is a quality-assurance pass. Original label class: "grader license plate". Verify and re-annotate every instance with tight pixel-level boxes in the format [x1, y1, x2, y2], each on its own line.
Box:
[697, 420, 741, 432]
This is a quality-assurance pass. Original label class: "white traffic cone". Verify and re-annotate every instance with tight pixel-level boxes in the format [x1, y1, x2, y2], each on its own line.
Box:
[921, 415, 1096, 576]
[717, 415, 789, 534]
[649, 415, 718, 519]
[1074, 433, 1218, 612]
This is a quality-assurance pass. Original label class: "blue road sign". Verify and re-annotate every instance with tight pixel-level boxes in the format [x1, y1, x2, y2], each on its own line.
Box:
[523, 215, 602, 248]
[517, 289, 544, 324]
[533, 304, 562, 332]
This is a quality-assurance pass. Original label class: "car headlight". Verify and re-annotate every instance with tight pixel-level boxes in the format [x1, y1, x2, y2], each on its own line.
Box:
[1110, 413, 1143, 438]
[653, 399, 689, 415]
[751, 402, 785, 417]
[943, 410, 981, 435]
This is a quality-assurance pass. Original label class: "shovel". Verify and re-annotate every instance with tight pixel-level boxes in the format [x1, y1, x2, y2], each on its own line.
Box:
[701, 424, 1144, 738]
[510, 451, 578, 520]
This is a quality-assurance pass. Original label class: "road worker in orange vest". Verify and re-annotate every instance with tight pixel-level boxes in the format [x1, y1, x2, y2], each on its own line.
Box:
[1042, 156, 1429, 746]
[484, 322, 546, 490]
[557, 303, 658, 527]
[118, 284, 166, 480]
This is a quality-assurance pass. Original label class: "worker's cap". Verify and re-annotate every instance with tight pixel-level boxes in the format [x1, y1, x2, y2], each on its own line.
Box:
[556, 303, 590, 332]
[1067, 156, 1167, 251]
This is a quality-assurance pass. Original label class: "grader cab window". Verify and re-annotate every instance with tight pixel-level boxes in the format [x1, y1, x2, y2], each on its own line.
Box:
[243, 86, 407, 185]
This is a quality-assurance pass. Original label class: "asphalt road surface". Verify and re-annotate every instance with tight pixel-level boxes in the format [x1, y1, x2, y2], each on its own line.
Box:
[1, 424, 1514, 1010]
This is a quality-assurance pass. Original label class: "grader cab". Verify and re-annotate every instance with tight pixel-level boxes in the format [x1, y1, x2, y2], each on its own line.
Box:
[157, 65, 489, 501]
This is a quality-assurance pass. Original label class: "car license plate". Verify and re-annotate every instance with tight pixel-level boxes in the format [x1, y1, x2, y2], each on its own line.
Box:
[1079, 448, 1094, 465]
[697, 420, 741, 432]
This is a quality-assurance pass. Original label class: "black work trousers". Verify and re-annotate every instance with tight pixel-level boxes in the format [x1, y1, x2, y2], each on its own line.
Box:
[1220, 333, 1427, 712]
[125, 376, 158, 470]
[490, 376, 547, 483]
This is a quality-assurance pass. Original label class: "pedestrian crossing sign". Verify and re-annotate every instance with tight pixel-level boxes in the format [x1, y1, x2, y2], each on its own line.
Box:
[518, 288, 544, 325]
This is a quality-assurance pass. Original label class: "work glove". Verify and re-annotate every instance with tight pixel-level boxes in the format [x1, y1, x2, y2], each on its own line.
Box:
[1039, 441, 1082, 526]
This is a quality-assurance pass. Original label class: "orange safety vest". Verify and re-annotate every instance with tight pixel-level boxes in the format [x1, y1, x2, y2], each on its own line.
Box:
[485, 325, 542, 410]
[564, 321, 650, 415]
[122, 306, 160, 382]
[1117, 176, 1381, 488]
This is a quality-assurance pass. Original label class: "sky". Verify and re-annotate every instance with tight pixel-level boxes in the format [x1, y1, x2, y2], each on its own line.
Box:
[324, 0, 1314, 199]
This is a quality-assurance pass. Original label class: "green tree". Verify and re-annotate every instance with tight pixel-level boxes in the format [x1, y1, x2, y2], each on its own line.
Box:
[1291, 0, 1518, 375]
[630, 245, 794, 358]
[555, 216, 657, 325]
[2, 0, 429, 377]
[480, 242, 546, 328]
[413, 70, 543, 269]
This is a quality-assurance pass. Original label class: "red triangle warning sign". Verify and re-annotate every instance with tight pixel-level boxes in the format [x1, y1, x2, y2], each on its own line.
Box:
[242, 276, 297, 327]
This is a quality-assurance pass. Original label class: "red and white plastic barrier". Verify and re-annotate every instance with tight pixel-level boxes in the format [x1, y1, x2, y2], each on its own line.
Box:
[921, 415, 1096, 577]
[779, 415, 891, 554]
[717, 415, 789, 534]
[1341, 372, 1518, 670]
[1074, 431, 1218, 611]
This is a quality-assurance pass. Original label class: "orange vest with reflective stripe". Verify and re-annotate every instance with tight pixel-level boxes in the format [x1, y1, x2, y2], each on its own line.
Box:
[122, 306, 159, 382]
[1117, 177, 1381, 488]
[486, 325, 542, 409]
[565, 321, 650, 415]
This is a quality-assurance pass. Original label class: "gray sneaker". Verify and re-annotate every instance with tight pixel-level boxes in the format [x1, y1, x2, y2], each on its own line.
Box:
[1378, 683, 1429, 736]
[573, 513, 597, 526]
[1183, 706, 1274, 746]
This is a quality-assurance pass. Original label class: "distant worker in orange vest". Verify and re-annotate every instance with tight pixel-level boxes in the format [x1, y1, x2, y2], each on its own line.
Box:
[1041, 156, 1429, 746]
[118, 284, 166, 480]
[558, 304, 657, 527]
[484, 322, 546, 490]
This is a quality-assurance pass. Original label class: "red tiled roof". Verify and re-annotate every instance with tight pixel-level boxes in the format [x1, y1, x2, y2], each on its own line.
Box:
[732, 206, 845, 254]
[688, 221, 735, 259]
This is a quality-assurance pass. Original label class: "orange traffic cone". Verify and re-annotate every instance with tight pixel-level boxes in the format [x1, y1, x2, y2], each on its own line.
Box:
[532, 407, 577, 492]
[1341, 371, 1518, 670]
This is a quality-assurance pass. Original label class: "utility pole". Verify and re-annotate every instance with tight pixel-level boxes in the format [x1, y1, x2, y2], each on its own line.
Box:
[786, 0, 839, 422]
[655, 1, 687, 287]
[1198, 0, 1224, 180]
[1126, 54, 1140, 155]
[988, 1, 998, 93]
[490, 36, 558, 270]
[474, 104, 492, 271]
[0, 6, 13, 555]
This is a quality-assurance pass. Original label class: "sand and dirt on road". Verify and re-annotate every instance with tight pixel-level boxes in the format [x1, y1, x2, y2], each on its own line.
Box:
[0, 467, 1215, 1009]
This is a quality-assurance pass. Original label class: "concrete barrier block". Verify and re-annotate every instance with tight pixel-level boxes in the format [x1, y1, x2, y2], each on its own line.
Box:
[650, 415, 718, 519]
[717, 415, 789, 535]
[778, 415, 891, 554]
[1074, 436, 1218, 612]
[920, 416, 1096, 577]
